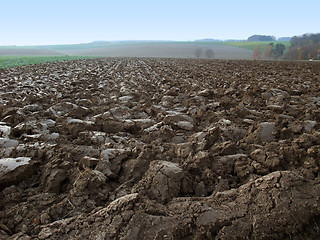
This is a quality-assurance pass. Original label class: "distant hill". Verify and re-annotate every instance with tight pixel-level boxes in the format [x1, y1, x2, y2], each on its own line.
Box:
[58, 42, 253, 59]
[91, 41, 109, 43]
[248, 35, 276, 41]
[0, 41, 253, 59]
[195, 39, 221, 42]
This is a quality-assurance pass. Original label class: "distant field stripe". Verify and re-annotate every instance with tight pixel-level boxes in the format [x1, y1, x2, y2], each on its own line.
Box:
[223, 41, 291, 52]
[0, 56, 100, 69]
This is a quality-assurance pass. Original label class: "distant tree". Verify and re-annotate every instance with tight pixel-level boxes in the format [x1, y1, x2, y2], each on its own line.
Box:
[205, 49, 215, 58]
[263, 44, 273, 59]
[253, 46, 261, 60]
[284, 48, 298, 60]
[290, 33, 320, 48]
[298, 48, 304, 60]
[273, 43, 285, 58]
[283, 33, 320, 60]
[194, 48, 202, 58]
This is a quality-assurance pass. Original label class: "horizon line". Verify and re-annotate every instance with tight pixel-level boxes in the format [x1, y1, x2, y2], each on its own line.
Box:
[1, 37, 294, 47]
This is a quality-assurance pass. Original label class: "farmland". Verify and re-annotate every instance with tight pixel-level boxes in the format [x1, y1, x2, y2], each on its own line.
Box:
[0, 56, 99, 69]
[0, 41, 253, 60]
[0, 58, 320, 239]
[0, 41, 294, 65]
[224, 41, 291, 52]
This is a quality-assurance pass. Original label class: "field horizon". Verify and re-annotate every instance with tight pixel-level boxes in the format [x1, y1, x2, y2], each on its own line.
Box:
[0, 41, 256, 59]
[0, 40, 294, 68]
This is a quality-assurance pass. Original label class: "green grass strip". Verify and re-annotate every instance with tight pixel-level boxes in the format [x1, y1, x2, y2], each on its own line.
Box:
[0, 56, 99, 69]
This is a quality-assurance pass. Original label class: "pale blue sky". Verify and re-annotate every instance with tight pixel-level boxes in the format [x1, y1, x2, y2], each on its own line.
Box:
[1, 0, 319, 45]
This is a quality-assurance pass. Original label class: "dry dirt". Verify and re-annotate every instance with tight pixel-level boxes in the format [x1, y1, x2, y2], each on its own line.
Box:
[0, 58, 320, 239]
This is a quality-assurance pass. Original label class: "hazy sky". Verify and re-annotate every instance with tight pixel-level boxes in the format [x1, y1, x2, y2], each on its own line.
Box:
[1, 0, 319, 45]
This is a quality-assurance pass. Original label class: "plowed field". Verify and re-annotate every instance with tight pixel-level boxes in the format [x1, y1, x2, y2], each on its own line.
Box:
[0, 58, 320, 239]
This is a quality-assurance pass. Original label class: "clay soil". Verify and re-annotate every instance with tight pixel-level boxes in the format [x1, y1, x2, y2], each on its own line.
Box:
[0, 58, 320, 239]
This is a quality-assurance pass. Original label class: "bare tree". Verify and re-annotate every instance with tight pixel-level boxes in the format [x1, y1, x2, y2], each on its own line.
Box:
[205, 49, 215, 59]
[263, 44, 273, 59]
[253, 46, 261, 60]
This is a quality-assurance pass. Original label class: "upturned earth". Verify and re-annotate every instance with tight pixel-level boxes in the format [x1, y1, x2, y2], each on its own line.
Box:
[0, 58, 320, 239]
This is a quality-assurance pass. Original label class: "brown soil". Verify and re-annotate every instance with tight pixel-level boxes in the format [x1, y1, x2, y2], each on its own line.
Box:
[0, 58, 320, 239]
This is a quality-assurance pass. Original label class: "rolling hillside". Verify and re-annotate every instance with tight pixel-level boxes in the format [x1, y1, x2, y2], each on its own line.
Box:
[0, 41, 253, 59]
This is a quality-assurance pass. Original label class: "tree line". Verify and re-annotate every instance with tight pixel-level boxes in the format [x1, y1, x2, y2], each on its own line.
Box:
[283, 33, 320, 60]
[252, 33, 320, 60]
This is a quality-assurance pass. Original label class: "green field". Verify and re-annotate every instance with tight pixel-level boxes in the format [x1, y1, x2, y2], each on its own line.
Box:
[0, 56, 99, 69]
[224, 41, 291, 52]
